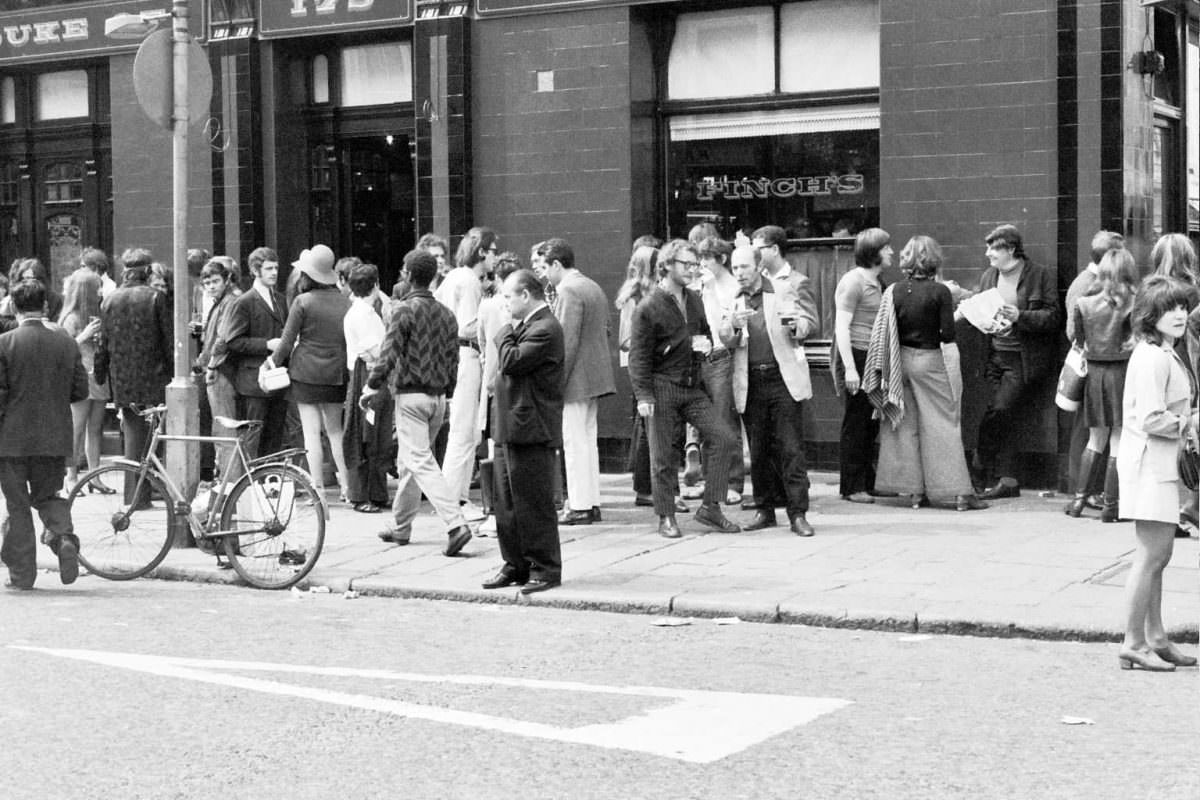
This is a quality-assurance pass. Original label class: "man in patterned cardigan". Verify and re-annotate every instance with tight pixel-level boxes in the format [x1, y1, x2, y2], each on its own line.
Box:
[362, 249, 472, 556]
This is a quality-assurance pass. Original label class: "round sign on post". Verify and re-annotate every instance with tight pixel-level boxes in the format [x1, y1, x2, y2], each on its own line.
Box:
[132, 28, 213, 130]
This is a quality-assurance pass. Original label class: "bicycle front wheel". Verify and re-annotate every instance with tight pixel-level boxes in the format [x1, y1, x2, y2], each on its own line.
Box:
[70, 464, 173, 580]
[219, 463, 325, 589]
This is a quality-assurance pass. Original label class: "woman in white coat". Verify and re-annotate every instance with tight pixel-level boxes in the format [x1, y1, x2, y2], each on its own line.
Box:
[1116, 275, 1199, 671]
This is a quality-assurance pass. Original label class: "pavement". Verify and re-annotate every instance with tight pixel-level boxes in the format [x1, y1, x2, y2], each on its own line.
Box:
[33, 471, 1200, 642]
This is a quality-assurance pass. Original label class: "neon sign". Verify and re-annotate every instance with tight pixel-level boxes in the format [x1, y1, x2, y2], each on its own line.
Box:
[695, 174, 864, 202]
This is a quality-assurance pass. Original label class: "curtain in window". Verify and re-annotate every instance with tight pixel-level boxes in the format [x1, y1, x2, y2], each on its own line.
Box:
[667, 6, 774, 100]
[780, 0, 880, 93]
[36, 71, 88, 121]
[341, 43, 413, 107]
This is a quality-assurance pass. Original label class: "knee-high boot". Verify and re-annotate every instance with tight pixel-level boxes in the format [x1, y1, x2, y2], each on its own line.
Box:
[1065, 449, 1104, 517]
[1100, 457, 1121, 522]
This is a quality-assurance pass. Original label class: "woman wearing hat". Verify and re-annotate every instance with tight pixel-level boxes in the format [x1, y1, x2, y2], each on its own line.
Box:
[272, 244, 353, 506]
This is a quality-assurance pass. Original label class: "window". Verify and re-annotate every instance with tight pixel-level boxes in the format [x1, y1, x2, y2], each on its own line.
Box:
[0, 77, 13, 125]
[1188, 21, 1198, 233]
[43, 162, 83, 204]
[668, 6, 774, 100]
[0, 161, 16, 206]
[35, 70, 87, 121]
[779, 0, 880, 93]
[312, 55, 330, 105]
[340, 43, 412, 106]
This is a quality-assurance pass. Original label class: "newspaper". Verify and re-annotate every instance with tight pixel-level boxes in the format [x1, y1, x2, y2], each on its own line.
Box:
[957, 288, 1008, 334]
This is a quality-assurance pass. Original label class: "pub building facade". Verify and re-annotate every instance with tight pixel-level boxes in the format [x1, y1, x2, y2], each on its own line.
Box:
[0, 0, 1196, 485]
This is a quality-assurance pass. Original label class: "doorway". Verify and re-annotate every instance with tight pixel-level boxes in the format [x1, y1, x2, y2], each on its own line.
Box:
[343, 134, 413, 293]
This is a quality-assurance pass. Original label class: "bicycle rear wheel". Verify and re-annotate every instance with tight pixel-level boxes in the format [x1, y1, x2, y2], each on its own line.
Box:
[219, 463, 325, 589]
[70, 464, 173, 580]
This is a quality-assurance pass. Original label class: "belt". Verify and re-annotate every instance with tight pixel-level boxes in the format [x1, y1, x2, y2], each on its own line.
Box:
[748, 362, 779, 372]
[457, 338, 480, 352]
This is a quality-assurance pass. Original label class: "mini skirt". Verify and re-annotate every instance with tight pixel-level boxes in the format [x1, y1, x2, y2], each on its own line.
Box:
[1081, 359, 1127, 428]
[290, 379, 346, 405]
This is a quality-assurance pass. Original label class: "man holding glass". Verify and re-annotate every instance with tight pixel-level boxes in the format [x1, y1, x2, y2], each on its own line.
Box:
[628, 239, 741, 539]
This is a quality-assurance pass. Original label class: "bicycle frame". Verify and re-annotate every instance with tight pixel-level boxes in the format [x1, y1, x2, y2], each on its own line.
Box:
[126, 411, 310, 542]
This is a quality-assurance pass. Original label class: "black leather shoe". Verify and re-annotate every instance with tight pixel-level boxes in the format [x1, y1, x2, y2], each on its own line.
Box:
[694, 504, 741, 533]
[482, 570, 528, 589]
[741, 499, 762, 511]
[520, 577, 561, 594]
[4, 577, 34, 591]
[634, 494, 654, 507]
[377, 529, 410, 545]
[443, 524, 472, 556]
[980, 478, 1020, 500]
[790, 514, 815, 537]
[591, 506, 602, 522]
[560, 508, 593, 526]
[658, 517, 682, 538]
[57, 536, 79, 585]
[743, 510, 777, 531]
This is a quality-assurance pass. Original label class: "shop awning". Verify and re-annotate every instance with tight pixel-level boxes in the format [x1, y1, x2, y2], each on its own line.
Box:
[669, 104, 880, 142]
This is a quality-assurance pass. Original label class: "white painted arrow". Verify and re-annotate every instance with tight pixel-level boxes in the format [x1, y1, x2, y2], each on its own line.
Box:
[12, 646, 851, 763]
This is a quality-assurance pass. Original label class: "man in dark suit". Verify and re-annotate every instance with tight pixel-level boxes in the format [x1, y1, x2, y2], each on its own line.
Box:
[219, 246, 288, 459]
[97, 248, 172, 505]
[482, 269, 566, 594]
[0, 281, 89, 589]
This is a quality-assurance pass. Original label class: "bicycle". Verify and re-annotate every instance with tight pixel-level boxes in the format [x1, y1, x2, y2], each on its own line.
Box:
[68, 404, 326, 590]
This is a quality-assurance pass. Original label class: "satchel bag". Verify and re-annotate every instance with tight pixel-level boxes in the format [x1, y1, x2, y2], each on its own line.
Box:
[257, 357, 290, 394]
[1054, 344, 1088, 412]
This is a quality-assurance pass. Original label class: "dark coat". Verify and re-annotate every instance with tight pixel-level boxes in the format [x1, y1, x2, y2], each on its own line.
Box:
[494, 305, 565, 447]
[98, 280, 172, 406]
[0, 319, 88, 457]
[977, 261, 1060, 381]
[219, 286, 287, 397]
[272, 285, 351, 387]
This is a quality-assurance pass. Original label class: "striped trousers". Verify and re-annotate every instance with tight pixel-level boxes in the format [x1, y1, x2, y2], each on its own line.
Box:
[647, 375, 737, 517]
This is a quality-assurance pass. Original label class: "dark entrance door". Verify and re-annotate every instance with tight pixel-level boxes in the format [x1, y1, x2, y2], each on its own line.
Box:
[342, 135, 413, 293]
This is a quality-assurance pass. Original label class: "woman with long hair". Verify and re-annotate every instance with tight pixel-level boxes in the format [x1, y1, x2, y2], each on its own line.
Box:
[1150, 233, 1198, 284]
[272, 245, 353, 508]
[1115, 275, 1198, 671]
[59, 268, 113, 492]
[616, 244, 661, 507]
[867, 235, 987, 511]
[1064, 248, 1137, 520]
[833, 228, 889, 503]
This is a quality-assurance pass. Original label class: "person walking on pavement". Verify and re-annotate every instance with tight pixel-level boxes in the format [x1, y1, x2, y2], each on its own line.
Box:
[96, 248, 172, 507]
[1064, 248, 1137, 521]
[363, 249, 472, 557]
[481, 270, 566, 594]
[220, 246, 288, 459]
[629, 239, 741, 539]
[436, 227, 499, 522]
[972, 224, 1060, 500]
[545, 238, 615, 525]
[1115, 276, 1199, 671]
[0, 280, 89, 589]
[720, 244, 817, 536]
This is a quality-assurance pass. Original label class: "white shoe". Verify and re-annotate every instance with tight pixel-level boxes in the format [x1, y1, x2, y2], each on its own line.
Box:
[681, 484, 704, 500]
[478, 516, 497, 536]
[460, 501, 486, 522]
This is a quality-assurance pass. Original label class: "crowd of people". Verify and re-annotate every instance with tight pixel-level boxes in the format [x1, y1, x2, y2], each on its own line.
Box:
[0, 220, 1196, 670]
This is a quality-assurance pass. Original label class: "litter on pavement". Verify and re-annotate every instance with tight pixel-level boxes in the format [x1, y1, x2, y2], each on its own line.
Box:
[1060, 716, 1095, 725]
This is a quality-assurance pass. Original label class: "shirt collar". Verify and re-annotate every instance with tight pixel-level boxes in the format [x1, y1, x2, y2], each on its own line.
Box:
[253, 281, 274, 308]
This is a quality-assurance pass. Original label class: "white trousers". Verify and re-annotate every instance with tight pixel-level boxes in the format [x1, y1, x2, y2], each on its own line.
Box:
[562, 398, 600, 511]
[443, 347, 482, 503]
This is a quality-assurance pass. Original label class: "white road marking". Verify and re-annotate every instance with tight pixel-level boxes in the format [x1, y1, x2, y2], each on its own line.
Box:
[12, 646, 850, 763]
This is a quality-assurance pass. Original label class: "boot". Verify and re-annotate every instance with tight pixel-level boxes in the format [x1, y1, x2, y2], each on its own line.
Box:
[1100, 457, 1121, 522]
[1065, 449, 1103, 517]
[478, 458, 495, 517]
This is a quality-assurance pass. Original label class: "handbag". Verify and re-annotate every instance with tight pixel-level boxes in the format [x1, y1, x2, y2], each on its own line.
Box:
[1178, 438, 1200, 491]
[257, 357, 290, 394]
[1054, 344, 1087, 412]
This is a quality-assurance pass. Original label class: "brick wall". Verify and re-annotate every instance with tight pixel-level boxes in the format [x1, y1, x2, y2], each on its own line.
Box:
[472, 7, 634, 442]
[109, 53, 214, 267]
[880, 0, 1060, 286]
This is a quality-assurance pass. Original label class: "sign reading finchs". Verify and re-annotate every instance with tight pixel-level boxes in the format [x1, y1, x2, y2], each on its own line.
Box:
[0, 0, 206, 66]
[258, 0, 414, 38]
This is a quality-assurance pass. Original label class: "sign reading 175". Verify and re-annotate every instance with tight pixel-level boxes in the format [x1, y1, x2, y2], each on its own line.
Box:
[289, 0, 376, 15]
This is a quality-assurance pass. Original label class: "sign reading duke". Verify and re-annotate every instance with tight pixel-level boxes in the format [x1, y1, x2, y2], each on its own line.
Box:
[0, 0, 205, 66]
[259, 0, 414, 38]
